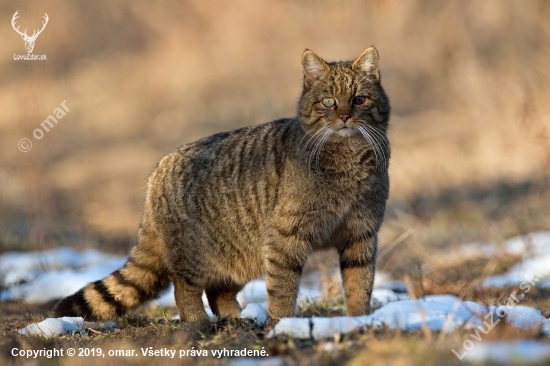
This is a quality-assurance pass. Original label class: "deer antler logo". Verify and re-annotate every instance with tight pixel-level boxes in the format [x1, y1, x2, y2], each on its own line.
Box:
[11, 11, 49, 54]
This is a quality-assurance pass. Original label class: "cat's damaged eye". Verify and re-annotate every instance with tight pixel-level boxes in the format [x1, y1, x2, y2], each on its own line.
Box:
[322, 97, 336, 108]
[353, 96, 367, 105]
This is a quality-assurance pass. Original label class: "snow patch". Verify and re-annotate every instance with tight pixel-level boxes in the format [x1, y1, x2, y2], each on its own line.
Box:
[478, 232, 550, 288]
[0, 248, 125, 287]
[496, 305, 544, 330]
[18, 317, 116, 337]
[268, 295, 550, 339]
[543, 318, 550, 336]
[463, 340, 550, 364]
[241, 303, 268, 325]
[18, 317, 85, 337]
[1, 261, 126, 303]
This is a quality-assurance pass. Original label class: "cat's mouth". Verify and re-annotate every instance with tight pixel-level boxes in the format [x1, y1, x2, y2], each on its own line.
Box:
[336, 123, 352, 130]
[335, 125, 359, 137]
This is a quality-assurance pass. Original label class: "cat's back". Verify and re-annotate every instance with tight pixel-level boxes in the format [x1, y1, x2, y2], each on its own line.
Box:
[147, 118, 299, 235]
[179, 117, 297, 170]
[168, 117, 298, 186]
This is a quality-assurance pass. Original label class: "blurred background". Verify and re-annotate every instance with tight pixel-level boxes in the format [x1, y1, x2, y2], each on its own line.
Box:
[1, 1, 549, 270]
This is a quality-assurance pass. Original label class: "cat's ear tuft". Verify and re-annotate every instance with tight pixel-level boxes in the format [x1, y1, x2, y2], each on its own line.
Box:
[302, 49, 329, 87]
[352, 47, 379, 80]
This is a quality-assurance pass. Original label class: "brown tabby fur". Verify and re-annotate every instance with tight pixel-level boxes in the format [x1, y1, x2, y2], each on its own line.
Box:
[52, 47, 391, 323]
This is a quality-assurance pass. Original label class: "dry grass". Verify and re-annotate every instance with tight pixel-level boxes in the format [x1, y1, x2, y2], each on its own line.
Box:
[1, 0, 550, 365]
[2, 270, 548, 366]
[1, 246, 549, 365]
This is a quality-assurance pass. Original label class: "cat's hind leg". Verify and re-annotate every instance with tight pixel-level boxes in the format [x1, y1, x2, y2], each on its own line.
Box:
[173, 276, 209, 322]
[205, 283, 243, 318]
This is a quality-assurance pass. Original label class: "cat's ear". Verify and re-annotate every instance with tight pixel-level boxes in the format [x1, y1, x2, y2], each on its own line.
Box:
[352, 47, 379, 80]
[302, 49, 329, 87]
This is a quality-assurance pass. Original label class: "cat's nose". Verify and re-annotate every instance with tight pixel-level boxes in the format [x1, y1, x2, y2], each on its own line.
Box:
[340, 114, 351, 123]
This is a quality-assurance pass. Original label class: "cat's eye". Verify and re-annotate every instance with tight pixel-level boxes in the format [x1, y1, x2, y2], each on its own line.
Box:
[322, 97, 336, 108]
[353, 96, 367, 105]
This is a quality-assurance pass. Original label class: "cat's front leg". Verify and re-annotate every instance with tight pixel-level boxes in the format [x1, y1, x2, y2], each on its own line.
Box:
[338, 231, 377, 316]
[263, 230, 309, 321]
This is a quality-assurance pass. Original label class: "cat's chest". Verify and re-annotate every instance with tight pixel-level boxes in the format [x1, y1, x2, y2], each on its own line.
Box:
[272, 162, 386, 248]
[312, 157, 377, 195]
[284, 163, 379, 215]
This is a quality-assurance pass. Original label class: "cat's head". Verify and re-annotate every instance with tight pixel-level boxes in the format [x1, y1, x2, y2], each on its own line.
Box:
[298, 47, 390, 140]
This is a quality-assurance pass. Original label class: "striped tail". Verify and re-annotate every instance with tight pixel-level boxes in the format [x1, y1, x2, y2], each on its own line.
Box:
[52, 225, 171, 320]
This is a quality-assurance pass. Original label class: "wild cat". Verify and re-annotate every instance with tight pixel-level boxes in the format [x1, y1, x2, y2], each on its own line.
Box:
[53, 47, 391, 323]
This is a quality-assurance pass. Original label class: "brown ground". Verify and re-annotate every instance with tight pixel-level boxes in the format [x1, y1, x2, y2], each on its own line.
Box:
[1, 250, 549, 366]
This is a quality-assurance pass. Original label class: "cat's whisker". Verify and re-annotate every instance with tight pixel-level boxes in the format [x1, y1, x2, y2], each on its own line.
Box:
[358, 127, 375, 161]
[299, 130, 312, 146]
[358, 122, 389, 172]
[301, 129, 316, 158]
[363, 128, 385, 172]
[301, 127, 327, 159]
[299, 128, 317, 147]
[364, 124, 389, 172]
[304, 128, 329, 170]
[317, 133, 331, 169]
[308, 129, 327, 173]
[307, 132, 322, 173]
[308, 128, 331, 173]
[358, 126, 382, 171]
[315, 129, 333, 169]
[358, 119, 389, 150]
[364, 125, 389, 158]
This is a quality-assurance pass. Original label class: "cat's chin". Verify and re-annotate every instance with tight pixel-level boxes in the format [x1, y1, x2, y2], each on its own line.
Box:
[334, 127, 360, 138]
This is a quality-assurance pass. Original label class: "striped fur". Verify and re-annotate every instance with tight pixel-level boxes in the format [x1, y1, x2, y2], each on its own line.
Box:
[52, 47, 391, 322]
